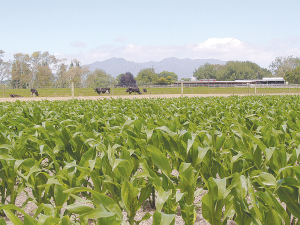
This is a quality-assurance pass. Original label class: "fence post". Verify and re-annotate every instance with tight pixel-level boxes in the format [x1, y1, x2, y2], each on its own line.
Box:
[181, 82, 183, 97]
[71, 82, 74, 98]
[248, 83, 250, 95]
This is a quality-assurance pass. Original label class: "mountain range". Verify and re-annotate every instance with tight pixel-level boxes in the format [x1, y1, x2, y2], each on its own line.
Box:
[87, 57, 226, 79]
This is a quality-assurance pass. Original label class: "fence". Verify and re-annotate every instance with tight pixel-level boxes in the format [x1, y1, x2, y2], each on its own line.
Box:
[1, 83, 300, 98]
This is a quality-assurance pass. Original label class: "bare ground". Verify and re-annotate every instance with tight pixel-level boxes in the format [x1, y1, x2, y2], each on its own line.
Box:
[0, 92, 298, 102]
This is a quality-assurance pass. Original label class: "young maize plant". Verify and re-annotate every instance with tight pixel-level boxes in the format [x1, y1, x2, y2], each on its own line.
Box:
[0, 95, 300, 224]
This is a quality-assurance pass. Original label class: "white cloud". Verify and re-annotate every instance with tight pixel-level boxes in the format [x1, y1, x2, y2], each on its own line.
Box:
[56, 38, 300, 68]
[196, 38, 243, 50]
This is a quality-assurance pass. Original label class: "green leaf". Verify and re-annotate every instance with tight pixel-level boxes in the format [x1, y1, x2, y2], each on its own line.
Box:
[238, 124, 267, 155]
[197, 147, 209, 162]
[156, 187, 172, 211]
[186, 138, 194, 154]
[60, 216, 70, 225]
[0, 205, 37, 225]
[64, 187, 123, 222]
[82, 207, 115, 219]
[121, 179, 139, 216]
[64, 204, 94, 214]
[0, 218, 7, 225]
[176, 191, 185, 203]
[78, 147, 95, 167]
[202, 178, 222, 225]
[256, 172, 276, 187]
[3, 209, 23, 225]
[0, 154, 14, 160]
[277, 186, 300, 219]
[153, 211, 175, 225]
[146, 129, 153, 142]
[54, 184, 69, 208]
[179, 202, 196, 225]
[147, 145, 171, 177]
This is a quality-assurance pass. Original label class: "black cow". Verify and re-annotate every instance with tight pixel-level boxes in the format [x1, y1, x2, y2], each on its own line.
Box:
[126, 87, 141, 94]
[31, 89, 39, 96]
[143, 88, 147, 93]
[95, 87, 110, 94]
[10, 94, 23, 97]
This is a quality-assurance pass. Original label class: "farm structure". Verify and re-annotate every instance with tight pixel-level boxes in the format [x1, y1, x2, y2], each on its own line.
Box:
[174, 77, 285, 87]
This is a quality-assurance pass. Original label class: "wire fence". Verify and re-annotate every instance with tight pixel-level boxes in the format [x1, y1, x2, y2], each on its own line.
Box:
[1, 83, 300, 98]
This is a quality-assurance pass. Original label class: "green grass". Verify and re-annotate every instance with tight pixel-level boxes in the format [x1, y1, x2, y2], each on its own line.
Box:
[1, 86, 300, 98]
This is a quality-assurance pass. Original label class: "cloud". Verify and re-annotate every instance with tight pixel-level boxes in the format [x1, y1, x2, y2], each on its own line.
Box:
[70, 41, 86, 48]
[57, 38, 300, 68]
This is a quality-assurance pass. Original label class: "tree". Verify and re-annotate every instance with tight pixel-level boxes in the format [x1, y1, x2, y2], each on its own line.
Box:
[285, 65, 300, 84]
[180, 78, 190, 81]
[154, 77, 170, 85]
[85, 69, 115, 88]
[158, 71, 178, 82]
[193, 63, 224, 80]
[55, 60, 68, 88]
[0, 50, 10, 83]
[11, 53, 32, 89]
[0, 61, 10, 84]
[65, 59, 89, 87]
[0, 50, 3, 64]
[136, 68, 158, 85]
[30, 51, 58, 87]
[220, 61, 270, 81]
[269, 56, 300, 77]
[115, 73, 123, 84]
[34, 64, 53, 87]
[117, 72, 136, 87]
[193, 61, 271, 81]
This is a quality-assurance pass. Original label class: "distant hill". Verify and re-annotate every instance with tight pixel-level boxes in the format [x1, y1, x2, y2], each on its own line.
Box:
[87, 57, 226, 79]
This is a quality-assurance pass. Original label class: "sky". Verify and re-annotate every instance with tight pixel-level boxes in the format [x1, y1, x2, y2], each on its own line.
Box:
[1, 0, 300, 68]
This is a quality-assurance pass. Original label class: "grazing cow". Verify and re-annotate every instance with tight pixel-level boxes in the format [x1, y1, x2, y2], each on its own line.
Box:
[9, 94, 23, 97]
[95, 87, 110, 94]
[126, 87, 141, 94]
[143, 88, 147, 93]
[31, 89, 39, 96]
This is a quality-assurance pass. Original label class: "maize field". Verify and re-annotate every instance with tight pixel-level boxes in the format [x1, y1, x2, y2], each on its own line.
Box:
[0, 95, 300, 224]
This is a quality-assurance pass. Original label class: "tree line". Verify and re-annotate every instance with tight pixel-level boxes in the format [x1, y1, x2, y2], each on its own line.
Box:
[0, 51, 179, 89]
[1, 50, 300, 89]
[193, 57, 300, 84]
[0, 51, 91, 89]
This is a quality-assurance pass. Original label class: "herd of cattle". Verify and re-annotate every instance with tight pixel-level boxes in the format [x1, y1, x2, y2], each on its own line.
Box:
[9, 87, 147, 97]
[95, 87, 147, 95]
[9, 89, 39, 98]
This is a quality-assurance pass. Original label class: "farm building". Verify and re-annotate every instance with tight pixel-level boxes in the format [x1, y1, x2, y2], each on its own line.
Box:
[174, 77, 285, 87]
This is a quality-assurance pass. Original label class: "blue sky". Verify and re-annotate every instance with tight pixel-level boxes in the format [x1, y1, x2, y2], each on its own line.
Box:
[1, 0, 300, 68]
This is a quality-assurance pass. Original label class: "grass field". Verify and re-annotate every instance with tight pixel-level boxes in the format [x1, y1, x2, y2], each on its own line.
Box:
[1, 86, 300, 98]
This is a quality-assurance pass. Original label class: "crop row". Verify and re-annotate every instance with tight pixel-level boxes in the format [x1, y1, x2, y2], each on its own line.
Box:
[0, 96, 300, 224]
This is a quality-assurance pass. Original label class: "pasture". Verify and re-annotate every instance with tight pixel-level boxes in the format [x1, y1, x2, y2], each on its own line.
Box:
[1, 86, 300, 98]
[0, 95, 300, 224]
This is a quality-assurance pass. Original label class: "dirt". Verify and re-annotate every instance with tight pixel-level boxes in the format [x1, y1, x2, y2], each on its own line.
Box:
[0, 93, 259, 102]
[1, 92, 298, 102]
